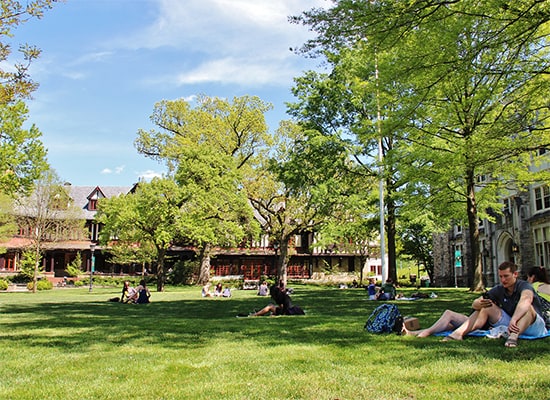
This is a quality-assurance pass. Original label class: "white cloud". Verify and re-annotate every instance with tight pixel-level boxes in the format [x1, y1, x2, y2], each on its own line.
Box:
[176, 57, 294, 86]
[138, 170, 163, 181]
[72, 51, 114, 66]
[115, 0, 326, 87]
[102, 166, 126, 175]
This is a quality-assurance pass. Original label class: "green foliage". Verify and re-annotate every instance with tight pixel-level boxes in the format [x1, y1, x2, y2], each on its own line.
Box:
[29, 278, 52, 291]
[0, 1, 54, 195]
[167, 260, 198, 285]
[19, 249, 39, 280]
[0, 279, 8, 290]
[0, 193, 16, 251]
[134, 95, 269, 285]
[96, 178, 183, 292]
[293, 0, 550, 289]
[0, 0, 57, 104]
[64, 252, 83, 277]
[0, 101, 48, 196]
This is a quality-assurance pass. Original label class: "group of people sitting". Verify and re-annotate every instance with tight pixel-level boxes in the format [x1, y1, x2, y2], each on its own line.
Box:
[120, 280, 151, 304]
[403, 262, 550, 347]
[202, 282, 232, 298]
[367, 278, 397, 300]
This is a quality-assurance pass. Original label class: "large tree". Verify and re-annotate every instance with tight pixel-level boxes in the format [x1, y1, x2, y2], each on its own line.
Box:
[135, 95, 270, 283]
[173, 143, 259, 285]
[247, 121, 355, 284]
[15, 170, 85, 292]
[0, 1, 55, 197]
[0, 100, 48, 196]
[289, 46, 411, 283]
[293, 0, 550, 290]
[96, 178, 184, 292]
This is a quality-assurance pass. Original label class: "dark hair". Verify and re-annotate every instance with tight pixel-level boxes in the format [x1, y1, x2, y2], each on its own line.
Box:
[498, 261, 518, 273]
[527, 266, 550, 284]
[139, 279, 146, 287]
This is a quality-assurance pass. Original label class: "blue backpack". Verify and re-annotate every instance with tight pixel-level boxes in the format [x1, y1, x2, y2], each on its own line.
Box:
[365, 304, 403, 334]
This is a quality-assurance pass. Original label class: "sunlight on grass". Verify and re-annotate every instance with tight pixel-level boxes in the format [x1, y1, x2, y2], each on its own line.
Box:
[1, 286, 549, 399]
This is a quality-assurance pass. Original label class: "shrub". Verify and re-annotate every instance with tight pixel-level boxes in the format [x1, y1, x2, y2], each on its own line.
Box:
[168, 260, 198, 285]
[20, 250, 41, 280]
[65, 252, 84, 277]
[27, 279, 53, 291]
[0, 279, 8, 290]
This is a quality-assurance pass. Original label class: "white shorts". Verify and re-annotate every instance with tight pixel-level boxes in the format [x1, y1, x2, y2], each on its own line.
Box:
[493, 310, 548, 337]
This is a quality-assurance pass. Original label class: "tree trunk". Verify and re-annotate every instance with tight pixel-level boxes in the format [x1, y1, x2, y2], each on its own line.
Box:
[32, 246, 40, 293]
[197, 243, 212, 285]
[156, 247, 166, 292]
[277, 237, 291, 286]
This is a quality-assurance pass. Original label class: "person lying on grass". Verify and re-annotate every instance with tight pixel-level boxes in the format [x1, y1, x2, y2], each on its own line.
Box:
[404, 261, 548, 347]
[238, 281, 304, 317]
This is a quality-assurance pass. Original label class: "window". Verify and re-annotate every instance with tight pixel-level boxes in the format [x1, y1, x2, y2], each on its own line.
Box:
[534, 226, 550, 268]
[88, 199, 98, 211]
[534, 185, 550, 212]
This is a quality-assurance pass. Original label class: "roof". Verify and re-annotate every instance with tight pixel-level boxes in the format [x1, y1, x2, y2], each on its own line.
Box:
[65, 184, 133, 220]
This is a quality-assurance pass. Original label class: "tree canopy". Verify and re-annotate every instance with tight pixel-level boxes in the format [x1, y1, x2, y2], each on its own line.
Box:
[97, 178, 184, 292]
[292, 0, 550, 289]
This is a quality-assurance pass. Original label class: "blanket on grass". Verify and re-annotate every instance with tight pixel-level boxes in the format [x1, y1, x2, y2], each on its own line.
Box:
[433, 327, 550, 340]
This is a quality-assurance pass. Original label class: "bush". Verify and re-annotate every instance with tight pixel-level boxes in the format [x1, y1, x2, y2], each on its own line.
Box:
[27, 279, 53, 291]
[168, 260, 198, 285]
[0, 279, 8, 290]
[65, 252, 84, 277]
[20, 250, 40, 280]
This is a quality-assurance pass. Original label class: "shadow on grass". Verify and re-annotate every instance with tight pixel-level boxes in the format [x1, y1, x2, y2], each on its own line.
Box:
[1, 286, 549, 363]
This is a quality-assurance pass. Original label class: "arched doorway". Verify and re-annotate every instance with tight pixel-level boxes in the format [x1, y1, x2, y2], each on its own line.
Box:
[497, 232, 517, 268]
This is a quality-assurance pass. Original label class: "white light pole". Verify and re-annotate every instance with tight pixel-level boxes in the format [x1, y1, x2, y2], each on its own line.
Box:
[374, 53, 387, 283]
[89, 243, 95, 292]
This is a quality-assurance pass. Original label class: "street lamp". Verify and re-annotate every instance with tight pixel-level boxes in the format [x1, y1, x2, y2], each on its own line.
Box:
[89, 243, 96, 292]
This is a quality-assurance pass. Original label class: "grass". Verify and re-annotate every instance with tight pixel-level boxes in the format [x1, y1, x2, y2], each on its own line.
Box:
[1, 285, 549, 400]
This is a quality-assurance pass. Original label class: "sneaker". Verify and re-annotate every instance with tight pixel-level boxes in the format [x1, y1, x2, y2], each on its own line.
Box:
[236, 313, 250, 318]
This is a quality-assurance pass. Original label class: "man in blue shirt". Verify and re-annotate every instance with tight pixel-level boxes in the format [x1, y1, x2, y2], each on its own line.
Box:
[444, 261, 547, 346]
[405, 261, 547, 347]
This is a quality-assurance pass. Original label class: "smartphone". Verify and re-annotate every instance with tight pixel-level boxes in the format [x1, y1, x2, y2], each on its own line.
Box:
[482, 291, 490, 299]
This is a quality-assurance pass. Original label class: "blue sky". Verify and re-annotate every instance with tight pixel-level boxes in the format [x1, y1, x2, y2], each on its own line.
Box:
[9, 0, 326, 186]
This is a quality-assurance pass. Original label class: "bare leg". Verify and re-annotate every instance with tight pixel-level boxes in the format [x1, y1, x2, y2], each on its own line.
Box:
[251, 304, 277, 316]
[445, 306, 501, 341]
[405, 310, 468, 338]
[505, 307, 537, 347]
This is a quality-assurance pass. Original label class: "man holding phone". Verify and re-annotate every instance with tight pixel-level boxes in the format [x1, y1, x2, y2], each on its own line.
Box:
[405, 261, 547, 347]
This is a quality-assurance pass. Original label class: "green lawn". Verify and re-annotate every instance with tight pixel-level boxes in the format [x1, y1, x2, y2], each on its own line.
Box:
[1, 285, 549, 400]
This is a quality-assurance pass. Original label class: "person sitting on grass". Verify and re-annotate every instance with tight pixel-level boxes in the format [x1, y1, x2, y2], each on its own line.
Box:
[257, 280, 269, 296]
[239, 281, 304, 317]
[405, 262, 548, 347]
[214, 283, 223, 297]
[202, 282, 213, 298]
[125, 285, 139, 303]
[367, 278, 377, 300]
[135, 280, 151, 304]
[121, 281, 131, 302]
[377, 278, 396, 300]
[526, 266, 550, 301]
